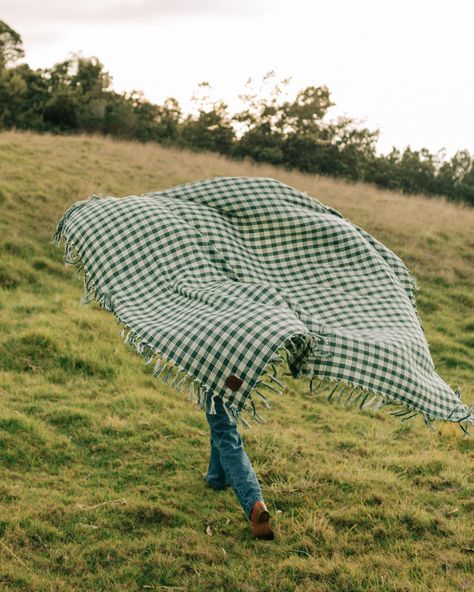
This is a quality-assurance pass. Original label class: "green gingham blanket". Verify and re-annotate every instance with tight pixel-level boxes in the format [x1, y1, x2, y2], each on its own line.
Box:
[51, 176, 473, 432]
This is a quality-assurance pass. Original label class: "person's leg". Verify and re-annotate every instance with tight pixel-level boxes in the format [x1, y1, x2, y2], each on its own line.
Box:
[204, 393, 264, 519]
[205, 432, 231, 490]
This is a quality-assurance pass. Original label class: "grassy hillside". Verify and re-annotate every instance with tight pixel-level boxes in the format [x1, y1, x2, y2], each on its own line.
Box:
[0, 130, 473, 592]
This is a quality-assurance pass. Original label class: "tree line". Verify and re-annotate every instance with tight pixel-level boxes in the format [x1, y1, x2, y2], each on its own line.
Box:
[1, 20, 473, 206]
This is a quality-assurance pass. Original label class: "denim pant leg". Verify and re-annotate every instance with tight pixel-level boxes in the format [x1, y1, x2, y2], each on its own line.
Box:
[205, 394, 264, 519]
[206, 433, 231, 489]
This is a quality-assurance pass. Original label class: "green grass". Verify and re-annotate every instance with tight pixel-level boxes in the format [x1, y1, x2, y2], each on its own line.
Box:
[0, 130, 473, 591]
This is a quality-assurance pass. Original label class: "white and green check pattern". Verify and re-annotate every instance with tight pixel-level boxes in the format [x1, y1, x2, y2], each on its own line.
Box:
[52, 176, 473, 432]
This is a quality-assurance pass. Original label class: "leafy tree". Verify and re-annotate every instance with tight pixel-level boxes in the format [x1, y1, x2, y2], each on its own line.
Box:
[0, 21, 30, 128]
[153, 97, 183, 143]
[0, 64, 50, 130]
[233, 72, 378, 179]
[0, 20, 25, 69]
[437, 150, 474, 205]
[283, 85, 334, 135]
[104, 91, 138, 138]
[232, 72, 294, 163]
[180, 82, 235, 154]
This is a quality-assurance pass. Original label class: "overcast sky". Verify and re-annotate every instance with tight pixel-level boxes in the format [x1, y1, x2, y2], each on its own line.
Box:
[3, 0, 473, 157]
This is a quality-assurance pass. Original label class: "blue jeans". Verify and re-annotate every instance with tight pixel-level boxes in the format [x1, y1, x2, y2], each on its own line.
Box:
[205, 394, 264, 519]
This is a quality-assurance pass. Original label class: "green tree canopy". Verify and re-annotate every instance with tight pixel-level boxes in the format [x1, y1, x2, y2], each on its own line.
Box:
[0, 20, 25, 69]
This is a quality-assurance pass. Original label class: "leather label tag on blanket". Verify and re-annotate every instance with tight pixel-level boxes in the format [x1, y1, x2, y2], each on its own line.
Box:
[226, 375, 244, 391]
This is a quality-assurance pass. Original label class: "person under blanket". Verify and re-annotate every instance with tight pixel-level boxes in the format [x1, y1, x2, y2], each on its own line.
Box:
[204, 392, 275, 540]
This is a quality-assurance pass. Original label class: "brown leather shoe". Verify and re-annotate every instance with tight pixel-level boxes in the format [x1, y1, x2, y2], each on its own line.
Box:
[249, 501, 275, 540]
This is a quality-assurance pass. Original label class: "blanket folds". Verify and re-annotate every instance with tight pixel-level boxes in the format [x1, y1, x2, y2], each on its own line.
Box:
[51, 176, 473, 432]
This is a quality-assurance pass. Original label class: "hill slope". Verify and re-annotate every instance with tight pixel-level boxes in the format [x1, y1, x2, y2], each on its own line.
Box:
[0, 130, 473, 592]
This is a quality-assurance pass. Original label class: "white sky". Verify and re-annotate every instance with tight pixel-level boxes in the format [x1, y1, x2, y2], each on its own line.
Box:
[3, 0, 474, 157]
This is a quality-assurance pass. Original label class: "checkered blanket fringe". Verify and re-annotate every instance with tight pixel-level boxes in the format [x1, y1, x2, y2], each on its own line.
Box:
[51, 177, 473, 435]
